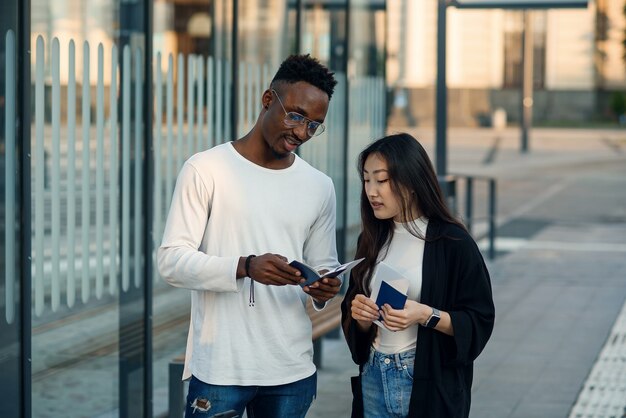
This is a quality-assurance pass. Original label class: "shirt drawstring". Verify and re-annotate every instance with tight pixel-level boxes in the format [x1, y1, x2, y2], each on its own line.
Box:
[245, 254, 256, 307]
[249, 279, 255, 307]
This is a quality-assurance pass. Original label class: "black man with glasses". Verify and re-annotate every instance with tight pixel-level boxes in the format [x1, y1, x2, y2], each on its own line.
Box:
[158, 55, 341, 418]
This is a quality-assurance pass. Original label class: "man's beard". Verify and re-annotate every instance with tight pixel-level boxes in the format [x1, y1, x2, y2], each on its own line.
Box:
[271, 147, 291, 160]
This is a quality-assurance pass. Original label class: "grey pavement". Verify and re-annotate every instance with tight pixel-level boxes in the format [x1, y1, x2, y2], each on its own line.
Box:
[308, 127, 626, 418]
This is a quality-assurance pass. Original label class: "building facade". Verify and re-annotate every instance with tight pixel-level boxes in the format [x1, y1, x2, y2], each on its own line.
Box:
[386, 0, 626, 127]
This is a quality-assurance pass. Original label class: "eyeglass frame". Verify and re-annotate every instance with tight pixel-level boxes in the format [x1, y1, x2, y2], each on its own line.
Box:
[270, 89, 326, 137]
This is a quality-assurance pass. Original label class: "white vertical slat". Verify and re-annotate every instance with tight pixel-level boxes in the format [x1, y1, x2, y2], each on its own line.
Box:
[4, 30, 16, 323]
[176, 53, 184, 172]
[108, 44, 119, 296]
[186, 54, 195, 159]
[196, 56, 204, 153]
[95, 43, 105, 299]
[154, 53, 163, 283]
[238, 61, 246, 136]
[121, 45, 131, 292]
[215, 59, 223, 144]
[81, 41, 91, 303]
[250, 64, 263, 128]
[165, 54, 174, 209]
[51, 38, 61, 312]
[34, 36, 45, 316]
[224, 60, 232, 141]
[245, 63, 252, 132]
[263, 64, 271, 94]
[66, 40, 77, 308]
[134, 47, 143, 288]
[206, 56, 214, 148]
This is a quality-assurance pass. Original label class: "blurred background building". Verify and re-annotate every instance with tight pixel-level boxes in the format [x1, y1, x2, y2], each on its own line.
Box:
[0, 0, 624, 417]
[386, 0, 626, 127]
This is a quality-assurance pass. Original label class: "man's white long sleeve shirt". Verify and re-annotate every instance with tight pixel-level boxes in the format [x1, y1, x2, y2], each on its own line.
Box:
[157, 142, 338, 385]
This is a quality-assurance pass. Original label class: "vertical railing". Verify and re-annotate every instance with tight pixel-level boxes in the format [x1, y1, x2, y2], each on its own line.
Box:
[80, 41, 91, 303]
[67, 40, 76, 307]
[26, 36, 388, 314]
[30, 36, 148, 316]
[451, 174, 498, 260]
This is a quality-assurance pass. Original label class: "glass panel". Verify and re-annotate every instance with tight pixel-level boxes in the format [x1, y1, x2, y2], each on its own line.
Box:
[299, 1, 349, 258]
[347, 1, 387, 255]
[236, 0, 292, 137]
[238, 0, 292, 67]
[0, 0, 21, 416]
[152, 0, 233, 415]
[30, 0, 147, 416]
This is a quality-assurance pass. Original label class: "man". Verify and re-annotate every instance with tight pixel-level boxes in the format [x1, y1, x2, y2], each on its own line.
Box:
[157, 54, 341, 418]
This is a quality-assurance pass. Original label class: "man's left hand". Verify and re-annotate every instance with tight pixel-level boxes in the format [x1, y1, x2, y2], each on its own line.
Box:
[303, 277, 342, 304]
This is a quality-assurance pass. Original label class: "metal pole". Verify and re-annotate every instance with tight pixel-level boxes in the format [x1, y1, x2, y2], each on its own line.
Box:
[436, 0, 448, 176]
[488, 179, 497, 260]
[19, 0, 32, 415]
[295, 0, 302, 53]
[340, 2, 351, 262]
[143, 0, 154, 415]
[520, 10, 533, 153]
[465, 177, 473, 233]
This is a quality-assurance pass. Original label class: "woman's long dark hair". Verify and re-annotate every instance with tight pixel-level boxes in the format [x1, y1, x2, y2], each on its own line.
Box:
[348, 133, 465, 298]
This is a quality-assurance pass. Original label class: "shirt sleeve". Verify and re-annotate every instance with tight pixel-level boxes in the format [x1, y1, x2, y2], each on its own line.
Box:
[157, 161, 239, 292]
[445, 236, 495, 366]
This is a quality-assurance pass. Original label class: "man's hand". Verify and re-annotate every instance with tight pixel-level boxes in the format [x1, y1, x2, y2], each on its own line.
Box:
[303, 277, 342, 304]
[245, 253, 304, 286]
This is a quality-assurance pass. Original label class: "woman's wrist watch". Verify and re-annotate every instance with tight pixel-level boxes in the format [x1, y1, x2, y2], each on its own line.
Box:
[423, 307, 441, 328]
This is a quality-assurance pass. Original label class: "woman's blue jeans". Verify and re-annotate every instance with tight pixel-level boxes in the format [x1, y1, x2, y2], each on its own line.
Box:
[361, 347, 415, 418]
[184, 372, 317, 418]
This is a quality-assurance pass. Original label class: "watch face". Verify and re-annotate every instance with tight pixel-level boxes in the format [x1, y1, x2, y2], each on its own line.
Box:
[427, 308, 441, 328]
[427, 316, 440, 328]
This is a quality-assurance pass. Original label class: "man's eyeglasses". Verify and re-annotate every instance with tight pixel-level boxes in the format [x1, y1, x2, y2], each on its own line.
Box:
[271, 89, 326, 137]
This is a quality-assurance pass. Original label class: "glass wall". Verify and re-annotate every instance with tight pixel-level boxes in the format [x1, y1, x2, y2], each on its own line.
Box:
[0, 0, 22, 416]
[0, 0, 388, 416]
[29, 0, 148, 416]
[346, 0, 387, 256]
[298, 1, 349, 258]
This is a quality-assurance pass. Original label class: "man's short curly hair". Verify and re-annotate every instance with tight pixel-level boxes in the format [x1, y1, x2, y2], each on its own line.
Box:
[271, 54, 338, 99]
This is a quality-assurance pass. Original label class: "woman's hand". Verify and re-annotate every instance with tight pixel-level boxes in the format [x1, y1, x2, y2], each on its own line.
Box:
[382, 301, 455, 335]
[351, 294, 380, 331]
[380, 300, 429, 332]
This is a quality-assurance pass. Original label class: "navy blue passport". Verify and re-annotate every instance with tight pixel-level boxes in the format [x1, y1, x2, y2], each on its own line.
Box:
[289, 258, 364, 287]
[375, 280, 408, 319]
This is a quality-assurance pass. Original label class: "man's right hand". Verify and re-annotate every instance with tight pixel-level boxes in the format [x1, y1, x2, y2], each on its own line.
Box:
[240, 253, 304, 286]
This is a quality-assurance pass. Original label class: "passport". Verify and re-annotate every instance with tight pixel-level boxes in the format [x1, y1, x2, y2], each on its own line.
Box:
[289, 258, 365, 287]
[375, 280, 408, 320]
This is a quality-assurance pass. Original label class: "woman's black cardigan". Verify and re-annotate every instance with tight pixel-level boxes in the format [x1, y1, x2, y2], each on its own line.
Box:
[341, 220, 495, 418]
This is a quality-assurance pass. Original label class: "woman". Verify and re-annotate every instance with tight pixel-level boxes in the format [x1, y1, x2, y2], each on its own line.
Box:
[341, 133, 495, 418]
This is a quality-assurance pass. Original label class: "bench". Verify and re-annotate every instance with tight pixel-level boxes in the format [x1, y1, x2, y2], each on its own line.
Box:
[168, 297, 343, 418]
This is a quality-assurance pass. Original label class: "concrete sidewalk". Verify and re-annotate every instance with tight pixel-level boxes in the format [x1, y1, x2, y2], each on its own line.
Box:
[308, 127, 626, 418]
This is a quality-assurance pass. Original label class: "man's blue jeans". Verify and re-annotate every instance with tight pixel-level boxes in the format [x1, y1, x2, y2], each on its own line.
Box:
[361, 348, 415, 418]
[184, 373, 317, 418]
